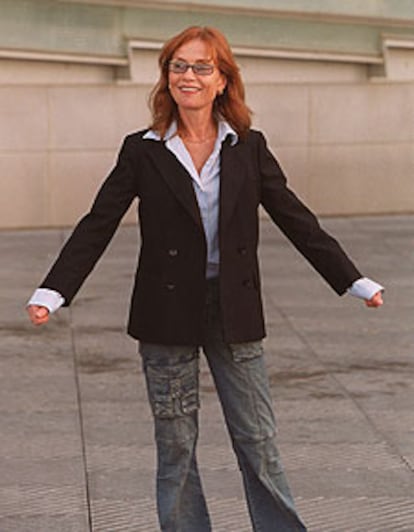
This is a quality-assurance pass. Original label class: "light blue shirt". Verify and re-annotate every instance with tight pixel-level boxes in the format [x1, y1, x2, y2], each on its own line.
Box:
[143, 120, 238, 279]
[27, 122, 383, 313]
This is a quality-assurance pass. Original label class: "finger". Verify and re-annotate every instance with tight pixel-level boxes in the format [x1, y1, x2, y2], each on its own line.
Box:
[36, 312, 50, 323]
[365, 292, 383, 308]
[373, 292, 384, 306]
[34, 315, 50, 326]
[35, 307, 49, 319]
[27, 305, 50, 325]
[27, 307, 38, 322]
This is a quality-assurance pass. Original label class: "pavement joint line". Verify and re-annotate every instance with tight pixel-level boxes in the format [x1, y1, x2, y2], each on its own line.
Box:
[69, 304, 93, 532]
[273, 302, 414, 476]
[4, 215, 413, 530]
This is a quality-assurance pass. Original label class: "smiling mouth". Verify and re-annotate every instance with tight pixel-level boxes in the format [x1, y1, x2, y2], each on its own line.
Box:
[179, 86, 201, 92]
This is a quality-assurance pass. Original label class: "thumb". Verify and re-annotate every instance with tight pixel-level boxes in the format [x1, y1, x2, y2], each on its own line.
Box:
[35, 307, 49, 318]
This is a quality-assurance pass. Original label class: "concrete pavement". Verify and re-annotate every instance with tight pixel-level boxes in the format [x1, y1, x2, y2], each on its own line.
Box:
[1, 214, 414, 531]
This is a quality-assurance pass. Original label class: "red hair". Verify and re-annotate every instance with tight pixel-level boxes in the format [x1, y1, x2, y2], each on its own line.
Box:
[148, 26, 251, 139]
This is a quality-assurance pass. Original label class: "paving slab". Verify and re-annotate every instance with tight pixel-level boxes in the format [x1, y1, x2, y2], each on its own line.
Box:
[1, 215, 413, 531]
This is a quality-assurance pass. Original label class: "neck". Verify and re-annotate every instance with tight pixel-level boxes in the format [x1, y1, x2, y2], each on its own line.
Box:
[177, 109, 218, 142]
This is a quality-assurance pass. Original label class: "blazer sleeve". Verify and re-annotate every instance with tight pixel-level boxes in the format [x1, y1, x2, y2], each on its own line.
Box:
[256, 130, 361, 295]
[40, 135, 139, 305]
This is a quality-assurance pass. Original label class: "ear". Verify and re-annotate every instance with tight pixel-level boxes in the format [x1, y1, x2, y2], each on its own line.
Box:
[217, 74, 227, 96]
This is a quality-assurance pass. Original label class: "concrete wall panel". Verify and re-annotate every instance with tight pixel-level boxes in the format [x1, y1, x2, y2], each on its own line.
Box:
[0, 154, 48, 228]
[1, 80, 414, 228]
[271, 146, 309, 200]
[386, 48, 414, 81]
[48, 151, 138, 227]
[0, 87, 48, 150]
[111, 86, 151, 140]
[310, 85, 414, 144]
[238, 57, 366, 84]
[0, 59, 115, 85]
[308, 143, 414, 215]
[48, 86, 150, 151]
[48, 87, 121, 150]
[248, 85, 309, 146]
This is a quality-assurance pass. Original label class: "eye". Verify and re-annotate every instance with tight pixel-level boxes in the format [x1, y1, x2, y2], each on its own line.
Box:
[193, 63, 215, 75]
[169, 60, 188, 73]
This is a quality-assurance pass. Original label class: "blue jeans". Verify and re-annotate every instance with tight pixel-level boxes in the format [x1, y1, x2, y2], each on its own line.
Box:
[140, 279, 307, 532]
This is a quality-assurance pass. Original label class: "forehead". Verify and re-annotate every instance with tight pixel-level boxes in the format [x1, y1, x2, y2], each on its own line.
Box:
[172, 38, 215, 61]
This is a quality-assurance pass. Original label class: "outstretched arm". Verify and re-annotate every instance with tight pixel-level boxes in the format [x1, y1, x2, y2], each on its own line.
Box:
[29, 135, 138, 309]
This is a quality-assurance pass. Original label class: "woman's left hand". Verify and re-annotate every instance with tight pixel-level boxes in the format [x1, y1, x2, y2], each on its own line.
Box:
[365, 291, 384, 308]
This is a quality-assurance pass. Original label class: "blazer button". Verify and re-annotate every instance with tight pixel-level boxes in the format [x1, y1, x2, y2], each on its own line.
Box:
[166, 283, 176, 290]
[242, 279, 253, 288]
[168, 248, 179, 257]
[238, 247, 247, 256]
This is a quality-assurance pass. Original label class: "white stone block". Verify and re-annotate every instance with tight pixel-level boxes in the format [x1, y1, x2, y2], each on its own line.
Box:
[271, 146, 309, 201]
[0, 154, 48, 228]
[248, 85, 309, 146]
[238, 56, 366, 84]
[0, 59, 115, 85]
[48, 150, 138, 227]
[308, 143, 414, 215]
[0, 87, 48, 150]
[309, 84, 414, 144]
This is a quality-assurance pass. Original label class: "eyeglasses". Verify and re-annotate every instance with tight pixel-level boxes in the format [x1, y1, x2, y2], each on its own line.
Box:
[168, 60, 215, 76]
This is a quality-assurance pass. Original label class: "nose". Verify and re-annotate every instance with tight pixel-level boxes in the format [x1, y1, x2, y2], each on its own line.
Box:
[181, 66, 197, 79]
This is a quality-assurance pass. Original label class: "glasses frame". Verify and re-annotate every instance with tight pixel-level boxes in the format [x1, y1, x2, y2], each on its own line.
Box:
[168, 60, 215, 76]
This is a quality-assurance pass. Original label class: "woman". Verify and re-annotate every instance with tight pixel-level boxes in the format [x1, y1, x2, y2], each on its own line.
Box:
[28, 26, 383, 531]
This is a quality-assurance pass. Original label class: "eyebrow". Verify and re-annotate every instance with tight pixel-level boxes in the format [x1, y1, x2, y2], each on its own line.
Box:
[172, 56, 213, 63]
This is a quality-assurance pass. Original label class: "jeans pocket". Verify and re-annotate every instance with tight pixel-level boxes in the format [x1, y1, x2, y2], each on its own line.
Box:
[229, 341, 264, 363]
[145, 362, 199, 419]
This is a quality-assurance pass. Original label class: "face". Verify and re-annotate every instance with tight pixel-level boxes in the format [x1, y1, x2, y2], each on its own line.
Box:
[168, 39, 227, 115]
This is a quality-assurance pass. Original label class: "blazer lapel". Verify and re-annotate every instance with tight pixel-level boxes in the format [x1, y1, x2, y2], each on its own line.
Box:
[146, 141, 203, 228]
[219, 138, 248, 232]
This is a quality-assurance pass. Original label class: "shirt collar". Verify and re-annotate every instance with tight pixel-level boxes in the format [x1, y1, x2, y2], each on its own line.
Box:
[143, 120, 238, 146]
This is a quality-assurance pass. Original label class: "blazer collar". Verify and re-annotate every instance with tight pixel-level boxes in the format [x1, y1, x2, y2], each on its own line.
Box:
[145, 140, 204, 228]
[143, 124, 247, 231]
[143, 120, 238, 146]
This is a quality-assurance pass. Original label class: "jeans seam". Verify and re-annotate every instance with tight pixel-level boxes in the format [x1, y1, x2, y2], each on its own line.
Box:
[243, 364, 268, 532]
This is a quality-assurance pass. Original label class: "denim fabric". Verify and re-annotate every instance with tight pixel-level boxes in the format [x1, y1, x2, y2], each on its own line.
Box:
[140, 279, 307, 532]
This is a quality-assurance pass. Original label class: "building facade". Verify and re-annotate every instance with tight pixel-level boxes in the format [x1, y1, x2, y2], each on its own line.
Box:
[1, 0, 414, 228]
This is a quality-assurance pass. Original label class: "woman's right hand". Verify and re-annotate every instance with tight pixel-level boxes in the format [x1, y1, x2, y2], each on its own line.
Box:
[27, 305, 50, 325]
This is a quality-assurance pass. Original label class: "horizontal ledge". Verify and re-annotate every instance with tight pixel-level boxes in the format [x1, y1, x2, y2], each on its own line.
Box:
[128, 39, 162, 51]
[128, 39, 383, 65]
[384, 37, 414, 50]
[0, 48, 128, 66]
[0, 41, 384, 69]
[232, 46, 383, 64]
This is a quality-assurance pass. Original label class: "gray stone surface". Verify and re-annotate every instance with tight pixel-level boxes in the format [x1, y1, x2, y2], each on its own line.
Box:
[1, 215, 414, 531]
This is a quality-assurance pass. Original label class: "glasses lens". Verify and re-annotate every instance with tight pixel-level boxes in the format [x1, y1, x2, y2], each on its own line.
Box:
[169, 61, 188, 73]
[193, 63, 214, 76]
[169, 61, 214, 75]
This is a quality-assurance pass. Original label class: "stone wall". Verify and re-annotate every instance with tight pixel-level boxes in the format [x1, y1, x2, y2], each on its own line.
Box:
[1, 0, 414, 227]
[1, 61, 413, 228]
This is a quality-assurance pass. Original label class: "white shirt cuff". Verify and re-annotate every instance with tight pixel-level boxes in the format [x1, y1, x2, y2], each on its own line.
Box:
[347, 277, 384, 301]
[27, 288, 65, 313]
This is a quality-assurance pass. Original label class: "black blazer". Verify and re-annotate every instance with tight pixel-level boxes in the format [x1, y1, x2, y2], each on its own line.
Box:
[41, 129, 361, 344]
